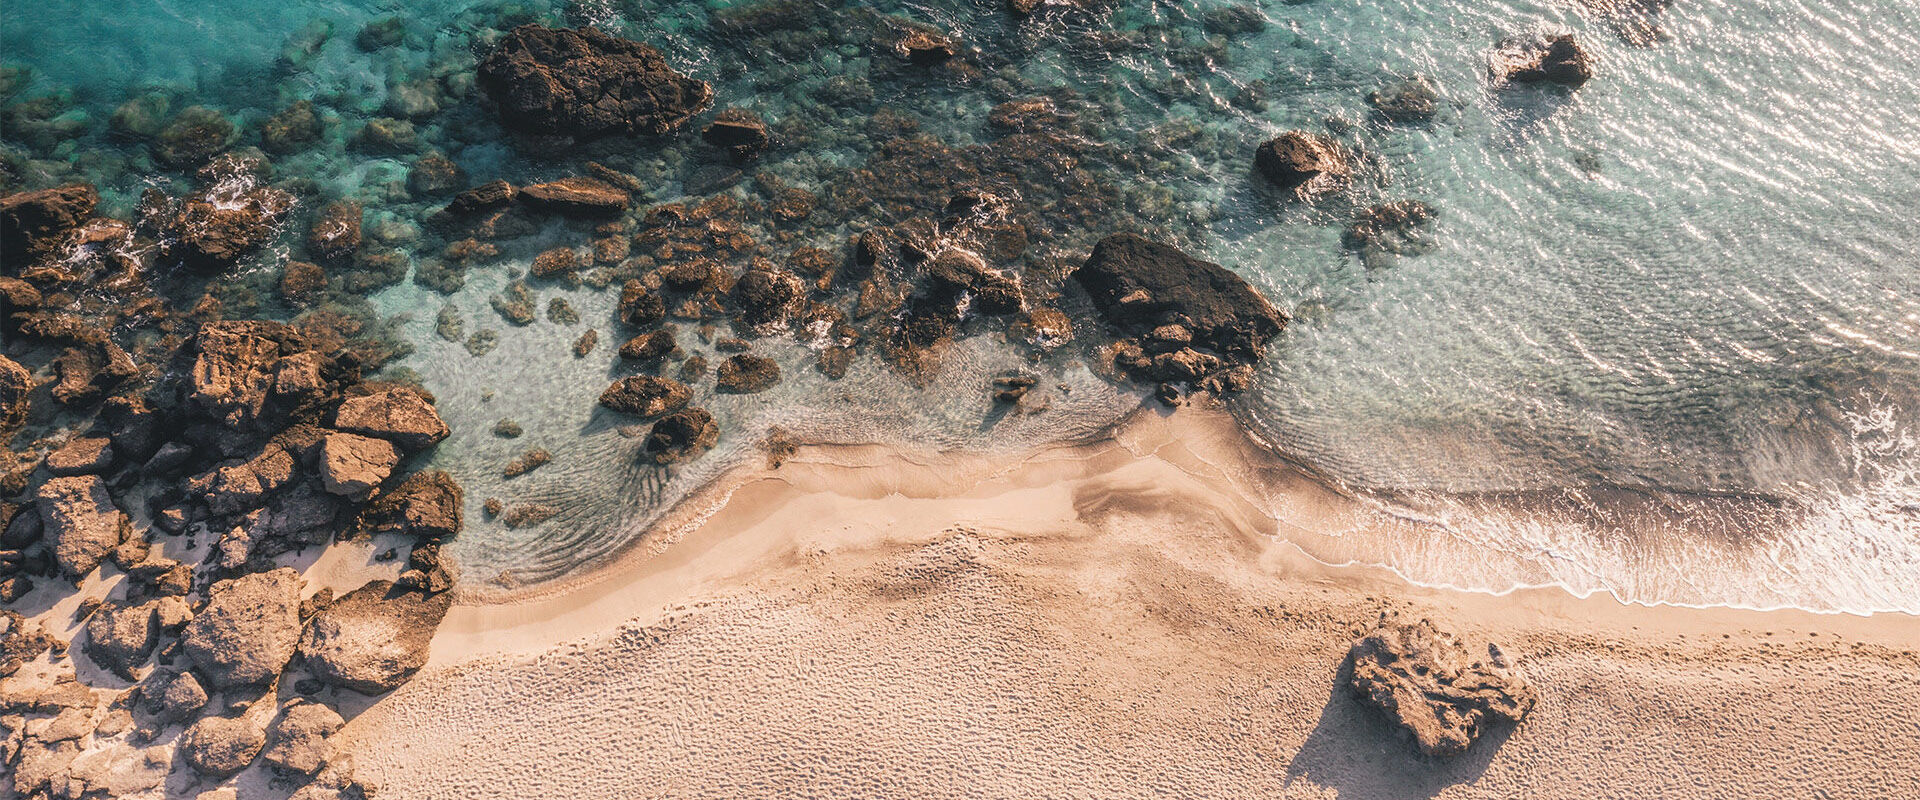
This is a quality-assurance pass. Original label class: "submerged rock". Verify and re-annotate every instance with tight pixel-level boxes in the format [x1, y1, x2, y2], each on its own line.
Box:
[297, 579, 452, 694]
[1368, 77, 1440, 122]
[618, 327, 677, 362]
[1074, 233, 1285, 361]
[644, 407, 719, 465]
[1494, 33, 1594, 87]
[477, 25, 713, 144]
[1346, 617, 1537, 757]
[181, 568, 303, 688]
[0, 183, 97, 264]
[1254, 131, 1350, 194]
[702, 108, 771, 162]
[715, 354, 780, 394]
[599, 375, 692, 418]
[519, 177, 629, 216]
[306, 201, 363, 263]
[261, 100, 322, 154]
[154, 105, 236, 167]
[157, 172, 297, 271]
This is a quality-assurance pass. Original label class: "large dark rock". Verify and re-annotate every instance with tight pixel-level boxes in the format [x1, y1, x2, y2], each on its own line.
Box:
[332, 389, 449, 452]
[619, 279, 666, 327]
[731, 267, 805, 331]
[923, 249, 1022, 315]
[1495, 33, 1594, 86]
[181, 568, 304, 688]
[1254, 131, 1350, 193]
[357, 469, 463, 541]
[477, 25, 713, 144]
[1, 183, 97, 266]
[1346, 617, 1537, 757]
[599, 375, 692, 418]
[702, 108, 770, 162]
[297, 580, 451, 694]
[1073, 234, 1285, 360]
[35, 475, 130, 578]
[715, 354, 780, 394]
[643, 407, 718, 465]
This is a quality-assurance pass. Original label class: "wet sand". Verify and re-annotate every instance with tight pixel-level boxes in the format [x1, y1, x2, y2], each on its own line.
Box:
[341, 406, 1920, 799]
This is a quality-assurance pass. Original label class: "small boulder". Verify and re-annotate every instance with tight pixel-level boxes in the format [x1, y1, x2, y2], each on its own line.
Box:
[619, 279, 666, 327]
[0, 354, 31, 436]
[519, 177, 629, 216]
[297, 580, 452, 694]
[356, 470, 463, 541]
[644, 407, 719, 465]
[1254, 131, 1350, 193]
[179, 714, 266, 777]
[306, 201, 363, 263]
[1346, 617, 1536, 757]
[332, 390, 450, 452]
[262, 699, 344, 775]
[1368, 77, 1440, 122]
[1073, 233, 1286, 361]
[188, 320, 286, 430]
[0, 183, 97, 264]
[84, 601, 157, 679]
[45, 436, 114, 476]
[476, 24, 714, 143]
[35, 475, 129, 578]
[702, 108, 770, 162]
[317, 432, 399, 497]
[1494, 32, 1594, 87]
[599, 375, 692, 418]
[715, 354, 780, 394]
[731, 268, 805, 331]
[618, 328, 677, 362]
[180, 568, 303, 688]
[139, 669, 207, 725]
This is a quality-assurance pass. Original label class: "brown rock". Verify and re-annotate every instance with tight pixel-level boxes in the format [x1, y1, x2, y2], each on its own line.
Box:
[189, 321, 285, 429]
[1495, 33, 1594, 86]
[297, 579, 452, 694]
[179, 715, 265, 777]
[181, 568, 303, 688]
[0, 183, 97, 264]
[530, 246, 580, 280]
[502, 448, 551, 478]
[1346, 617, 1536, 757]
[306, 201, 363, 263]
[618, 327, 677, 362]
[262, 699, 344, 775]
[333, 390, 449, 451]
[644, 408, 718, 465]
[35, 475, 129, 578]
[598, 375, 692, 418]
[702, 108, 770, 162]
[45, 436, 113, 476]
[0, 354, 29, 437]
[317, 432, 399, 496]
[476, 25, 713, 143]
[519, 177, 629, 216]
[715, 354, 780, 394]
[357, 470, 463, 541]
[1254, 131, 1350, 193]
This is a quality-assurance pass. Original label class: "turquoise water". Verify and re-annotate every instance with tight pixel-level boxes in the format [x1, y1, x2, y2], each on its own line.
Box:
[7, 0, 1920, 611]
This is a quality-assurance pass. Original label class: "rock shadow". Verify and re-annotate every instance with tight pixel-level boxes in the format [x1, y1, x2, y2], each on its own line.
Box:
[1282, 659, 1514, 800]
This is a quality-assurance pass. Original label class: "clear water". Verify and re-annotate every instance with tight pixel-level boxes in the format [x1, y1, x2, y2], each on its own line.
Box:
[8, 0, 1920, 611]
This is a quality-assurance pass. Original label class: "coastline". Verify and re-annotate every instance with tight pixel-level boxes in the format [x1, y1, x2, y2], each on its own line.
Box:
[341, 403, 1920, 798]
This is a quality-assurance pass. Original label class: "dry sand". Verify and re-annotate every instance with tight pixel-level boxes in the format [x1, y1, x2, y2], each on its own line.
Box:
[340, 407, 1920, 799]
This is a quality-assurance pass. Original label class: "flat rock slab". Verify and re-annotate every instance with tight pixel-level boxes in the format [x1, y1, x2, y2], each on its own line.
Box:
[298, 580, 452, 694]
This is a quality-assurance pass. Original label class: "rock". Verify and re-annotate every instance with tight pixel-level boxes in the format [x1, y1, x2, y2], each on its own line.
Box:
[476, 25, 713, 143]
[1346, 617, 1537, 757]
[262, 699, 343, 775]
[179, 714, 266, 777]
[158, 171, 297, 271]
[644, 407, 719, 465]
[1368, 77, 1440, 122]
[1254, 131, 1350, 193]
[84, 601, 157, 679]
[445, 180, 515, 215]
[0, 183, 97, 264]
[306, 201, 363, 263]
[356, 470, 463, 541]
[351, 117, 418, 153]
[280, 260, 327, 303]
[618, 328, 677, 362]
[492, 419, 522, 438]
[181, 567, 303, 687]
[1344, 200, 1438, 262]
[43, 436, 111, 476]
[715, 354, 780, 394]
[193, 444, 296, 515]
[530, 247, 580, 282]
[619, 279, 666, 327]
[35, 475, 129, 578]
[1494, 32, 1594, 87]
[188, 321, 286, 429]
[502, 449, 551, 478]
[154, 106, 235, 167]
[924, 249, 1021, 315]
[298, 580, 452, 694]
[1074, 233, 1286, 360]
[992, 373, 1037, 404]
[490, 279, 537, 325]
[896, 29, 956, 65]
[356, 16, 405, 50]
[731, 268, 805, 331]
[598, 375, 692, 418]
[333, 390, 450, 452]
[574, 328, 599, 357]
[702, 108, 770, 162]
[317, 432, 399, 497]
[519, 177, 629, 216]
[398, 541, 454, 594]
[0, 354, 28, 436]
[139, 669, 206, 725]
[261, 101, 322, 154]
[408, 152, 465, 196]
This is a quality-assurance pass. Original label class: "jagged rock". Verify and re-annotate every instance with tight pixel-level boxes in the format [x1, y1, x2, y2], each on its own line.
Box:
[306, 201, 363, 263]
[1346, 617, 1537, 757]
[357, 470, 463, 541]
[0, 354, 28, 437]
[397, 542, 454, 594]
[530, 246, 580, 281]
[1494, 32, 1594, 86]
[619, 279, 666, 327]
[445, 180, 515, 215]
[1074, 234, 1286, 361]
[1, 183, 97, 264]
[35, 475, 129, 578]
[48, 340, 138, 407]
[644, 407, 718, 465]
[262, 698, 343, 775]
[2, 612, 55, 677]
[317, 432, 399, 497]
[618, 328, 677, 362]
[519, 177, 629, 216]
[188, 321, 287, 429]
[599, 375, 692, 418]
[157, 168, 296, 271]
[895, 28, 956, 65]
[181, 568, 303, 687]
[476, 25, 713, 143]
[731, 267, 805, 331]
[193, 444, 297, 516]
[332, 390, 449, 452]
[298, 580, 452, 694]
[715, 354, 780, 394]
[280, 260, 328, 303]
[261, 100, 322, 154]
[84, 601, 157, 679]
[45, 436, 113, 476]
[140, 669, 207, 725]
[702, 108, 770, 162]
[924, 249, 1022, 315]
[180, 714, 266, 777]
[1254, 131, 1350, 193]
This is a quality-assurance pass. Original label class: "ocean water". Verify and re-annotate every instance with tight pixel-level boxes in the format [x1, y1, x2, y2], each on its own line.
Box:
[7, 0, 1919, 612]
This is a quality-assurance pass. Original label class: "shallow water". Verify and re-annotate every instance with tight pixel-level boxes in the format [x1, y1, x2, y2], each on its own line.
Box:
[7, 0, 1919, 611]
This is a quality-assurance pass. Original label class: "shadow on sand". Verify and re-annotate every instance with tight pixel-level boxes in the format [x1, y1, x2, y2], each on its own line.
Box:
[1282, 660, 1514, 800]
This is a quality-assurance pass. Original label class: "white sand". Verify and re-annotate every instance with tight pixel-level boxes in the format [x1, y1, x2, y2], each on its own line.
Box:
[341, 407, 1920, 799]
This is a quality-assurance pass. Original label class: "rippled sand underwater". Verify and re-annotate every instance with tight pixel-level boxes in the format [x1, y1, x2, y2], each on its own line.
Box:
[6, 0, 1919, 611]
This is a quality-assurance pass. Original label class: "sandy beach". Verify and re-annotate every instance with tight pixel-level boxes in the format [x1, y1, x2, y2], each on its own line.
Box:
[337, 406, 1920, 799]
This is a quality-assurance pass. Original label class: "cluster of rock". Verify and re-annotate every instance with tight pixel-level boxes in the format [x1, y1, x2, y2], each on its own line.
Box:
[1344, 616, 1537, 757]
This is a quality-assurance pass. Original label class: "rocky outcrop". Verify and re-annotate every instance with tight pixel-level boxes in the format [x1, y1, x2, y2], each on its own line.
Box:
[332, 390, 449, 452]
[188, 321, 287, 430]
[356, 470, 463, 541]
[1493, 33, 1594, 87]
[715, 354, 780, 394]
[644, 407, 719, 465]
[1254, 131, 1350, 194]
[35, 475, 130, 578]
[317, 432, 399, 496]
[181, 568, 303, 687]
[262, 699, 344, 775]
[179, 714, 266, 777]
[599, 375, 692, 418]
[477, 25, 713, 144]
[1074, 233, 1285, 365]
[1346, 617, 1537, 757]
[297, 580, 452, 694]
[1, 183, 97, 265]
